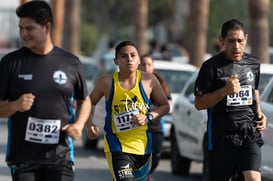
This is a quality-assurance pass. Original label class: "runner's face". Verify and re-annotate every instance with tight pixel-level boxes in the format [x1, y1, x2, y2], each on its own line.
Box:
[220, 30, 248, 62]
[139, 57, 154, 73]
[115, 45, 140, 72]
[19, 17, 49, 53]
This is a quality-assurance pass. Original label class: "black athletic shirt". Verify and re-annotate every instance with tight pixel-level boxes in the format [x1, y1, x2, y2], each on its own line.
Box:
[194, 52, 263, 150]
[0, 46, 88, 165]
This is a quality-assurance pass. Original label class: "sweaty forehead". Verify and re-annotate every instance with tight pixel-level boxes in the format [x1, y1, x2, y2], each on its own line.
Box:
[19, 17, 38, 27]
[118, 45, 138, 54]
[225, 30, 246, 39]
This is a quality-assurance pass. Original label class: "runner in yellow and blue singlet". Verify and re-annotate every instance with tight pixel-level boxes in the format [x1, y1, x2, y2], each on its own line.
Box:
[104, 70, 152, 154]
[86, 41, 170, 181]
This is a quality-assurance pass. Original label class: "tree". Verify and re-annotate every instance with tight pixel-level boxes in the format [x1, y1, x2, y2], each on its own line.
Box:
[248, 0, 270, 63]
[187, 0, 209, 67]
[132, 0, 148, 55]
[51, 0, 64, 47]
[63, 0, 81, 55]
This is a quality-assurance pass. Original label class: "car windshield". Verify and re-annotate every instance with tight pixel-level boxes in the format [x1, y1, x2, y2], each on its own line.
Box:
[259, 73, 273, 94]
[156, 69, 194, 93]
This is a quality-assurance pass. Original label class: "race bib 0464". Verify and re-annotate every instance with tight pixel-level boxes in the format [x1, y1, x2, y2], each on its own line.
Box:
[226, 85, 253, 106]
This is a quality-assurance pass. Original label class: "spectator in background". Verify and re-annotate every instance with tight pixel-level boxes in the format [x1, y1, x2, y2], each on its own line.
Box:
[100, 40, 116, 72]
[139, 54, 172, 181]
[149, 40, 163, 60]
[160, 44, 172, 61]
[213, 39, 223, 53]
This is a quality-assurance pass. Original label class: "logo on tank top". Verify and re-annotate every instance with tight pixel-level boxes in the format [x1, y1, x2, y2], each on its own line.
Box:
[120, 95, 150, 112]
[53, 70, 67, 85]
[246, 71, 254, 82]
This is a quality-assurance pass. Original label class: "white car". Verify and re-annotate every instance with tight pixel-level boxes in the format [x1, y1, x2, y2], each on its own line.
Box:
[260, 77, 273, 179]
[170, 70, 207, 176]
[153, 60, 197, 141]
[170, 63, 273, 180]
[79, 56, 101, 92]
[74, 56, 102, 149]
[259, 63, 273, 93]
[82, 60, 197, 150]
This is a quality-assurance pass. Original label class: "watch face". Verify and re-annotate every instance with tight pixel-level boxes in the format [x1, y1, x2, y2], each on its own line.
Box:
[147, 113, 153, 121]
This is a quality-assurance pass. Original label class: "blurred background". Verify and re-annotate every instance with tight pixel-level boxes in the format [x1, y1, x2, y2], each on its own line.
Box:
[2, 1, 273, 180]
[1, 0, 273, 67]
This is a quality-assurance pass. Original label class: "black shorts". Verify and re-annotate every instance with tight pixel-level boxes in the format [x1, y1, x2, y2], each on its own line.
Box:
[9, 162, 75, 181]
[208, 142, 261, 181]
[105, 152, 151, 181]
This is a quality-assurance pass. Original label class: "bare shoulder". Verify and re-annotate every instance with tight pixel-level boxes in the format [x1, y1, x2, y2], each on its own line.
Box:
[91, 74, 113, 99]
[96, 74, 113, 85]
[140, 71, 159, 97]
[140, 71, 157, 81]
[94, 74, 113, 91]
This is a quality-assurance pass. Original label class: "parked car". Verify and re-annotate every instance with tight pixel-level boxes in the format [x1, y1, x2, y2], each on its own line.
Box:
[259, 63, 273, 93]
[153, 61, 197, 142]
[170, 70, 207, 176]
[82, 60, 197, 150]
[170, 63, 273, 180]
[74, 56, 101, 149]
[79, 56, 100, 92]
[260, 77, 273, 179]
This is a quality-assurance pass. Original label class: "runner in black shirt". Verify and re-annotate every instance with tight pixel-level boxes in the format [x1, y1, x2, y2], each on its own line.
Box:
[0, 1, 91, 181]
[194, 19, 266, 181]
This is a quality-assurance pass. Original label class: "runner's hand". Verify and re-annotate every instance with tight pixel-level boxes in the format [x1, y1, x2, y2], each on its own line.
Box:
[132, 114, 148, 126]
[62, 123, 83, 140]
[87, 124, 99, 140]
[225, 74, 240, 95]
[256, 112, 266, 131]
[16, 93, 35, 112]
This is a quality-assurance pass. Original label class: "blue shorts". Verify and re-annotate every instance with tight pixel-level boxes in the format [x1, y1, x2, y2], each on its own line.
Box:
[105, 152, 151, 181]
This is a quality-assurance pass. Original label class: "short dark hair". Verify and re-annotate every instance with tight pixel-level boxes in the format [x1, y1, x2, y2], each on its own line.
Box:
[16, 1, 53, 26]
[221, 19, 247, 38]
[115, 41, 138, 58]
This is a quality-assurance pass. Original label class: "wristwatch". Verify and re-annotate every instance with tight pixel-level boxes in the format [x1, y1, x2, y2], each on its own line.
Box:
[146, 113, 154, 121]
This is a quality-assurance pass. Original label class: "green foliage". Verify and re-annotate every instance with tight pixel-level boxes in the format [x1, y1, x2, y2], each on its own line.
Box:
[148, 0, 176, 25]
[80, 21, 97, 56]
[79, 0, 273, 55]
[208, 0, 249, 53]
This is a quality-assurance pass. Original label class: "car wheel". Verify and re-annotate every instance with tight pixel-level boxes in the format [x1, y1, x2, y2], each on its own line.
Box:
[170, 130, 191, 176]
[202, 133, 209, 181]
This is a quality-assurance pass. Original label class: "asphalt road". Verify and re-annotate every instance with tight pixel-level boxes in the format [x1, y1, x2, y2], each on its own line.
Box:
[0, 119, 203, 181]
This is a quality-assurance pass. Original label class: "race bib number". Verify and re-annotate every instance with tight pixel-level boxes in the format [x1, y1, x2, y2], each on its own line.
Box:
[227, 85, 253, 106]
[114, 109, 140, 132]
[25, 117, 61, 144]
